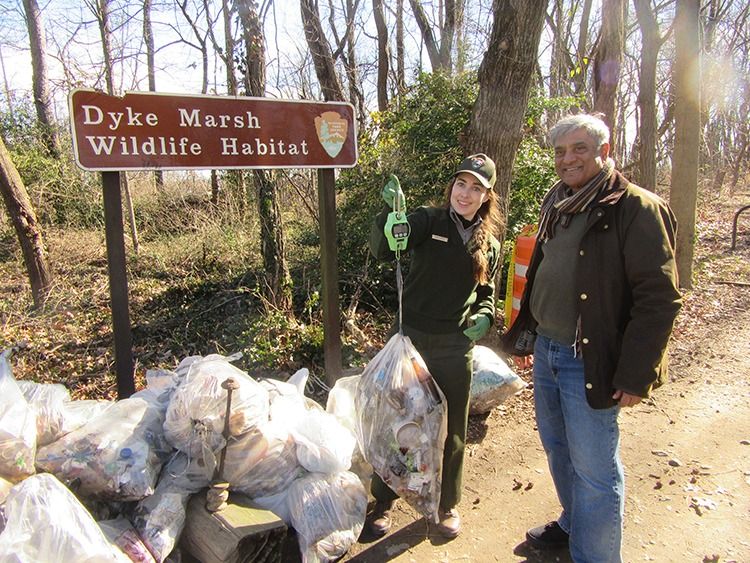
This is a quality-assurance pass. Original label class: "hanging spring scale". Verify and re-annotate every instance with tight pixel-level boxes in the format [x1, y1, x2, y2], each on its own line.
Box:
[383, 174, 410, 332]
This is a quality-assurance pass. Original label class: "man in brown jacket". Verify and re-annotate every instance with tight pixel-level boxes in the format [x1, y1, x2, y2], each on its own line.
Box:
[502, 113, 681, 562]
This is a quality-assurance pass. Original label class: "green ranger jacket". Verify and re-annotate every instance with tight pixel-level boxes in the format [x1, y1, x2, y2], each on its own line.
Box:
[370, 205, 501, 334]
[501, 171, 682, 408]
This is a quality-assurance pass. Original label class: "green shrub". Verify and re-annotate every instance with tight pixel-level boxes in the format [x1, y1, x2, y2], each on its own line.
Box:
[241, 308, 324, 370]
[1, 97, 103, 229]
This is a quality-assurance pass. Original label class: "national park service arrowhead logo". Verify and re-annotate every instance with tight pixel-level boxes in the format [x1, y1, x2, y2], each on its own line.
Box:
[314, 111, 348, 158]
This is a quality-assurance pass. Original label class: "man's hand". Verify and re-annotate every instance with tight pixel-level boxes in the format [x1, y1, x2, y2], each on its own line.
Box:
[612, 389, 642, 408]
[382, 174, 405, 209]
[463, 314, 490, 341]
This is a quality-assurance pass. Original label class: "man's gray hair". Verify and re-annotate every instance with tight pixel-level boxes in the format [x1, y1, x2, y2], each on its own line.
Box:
[550, 114, 610, 149]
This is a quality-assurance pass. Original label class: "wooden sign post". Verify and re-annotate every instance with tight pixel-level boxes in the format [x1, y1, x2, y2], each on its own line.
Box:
[69, 90, 357, 396]
[101, 171, 135, 398]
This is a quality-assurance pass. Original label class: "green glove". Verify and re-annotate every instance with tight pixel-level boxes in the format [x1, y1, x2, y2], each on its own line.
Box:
[382, 174, 405, 210]
[463, 314, 491, 341]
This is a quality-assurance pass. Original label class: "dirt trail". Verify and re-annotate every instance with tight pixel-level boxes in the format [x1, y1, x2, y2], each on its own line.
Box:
[342, 299, 750, 562]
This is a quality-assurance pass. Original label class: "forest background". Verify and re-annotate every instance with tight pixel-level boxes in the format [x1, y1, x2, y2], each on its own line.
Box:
[0, 0, 748, 399]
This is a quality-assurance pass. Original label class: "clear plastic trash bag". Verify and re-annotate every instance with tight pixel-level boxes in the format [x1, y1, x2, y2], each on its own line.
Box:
[291, 405, 357, 474]
[326, 374, 373, 493]
[130, 464, 191, 563]
[0, 473, 131, 563]
[163, 355, 269, 461]
[469, 345, 527, 415]
[326, 374, 360, 436]
[18, 380, 113, 447]
[355, 333, 447, 522]
[0, 350, 36, 482]
[36, 394, 169, 501]
[287, 471, 367, 563]
[226, 421, 306, 499]
[99, 516, 157, 563]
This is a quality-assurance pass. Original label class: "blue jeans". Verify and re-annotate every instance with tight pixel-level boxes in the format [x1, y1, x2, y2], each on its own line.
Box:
[533, 335, 624, 563]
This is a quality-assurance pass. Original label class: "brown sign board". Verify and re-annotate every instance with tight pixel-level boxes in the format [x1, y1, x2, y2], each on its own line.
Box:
[69, 89, 358, 171]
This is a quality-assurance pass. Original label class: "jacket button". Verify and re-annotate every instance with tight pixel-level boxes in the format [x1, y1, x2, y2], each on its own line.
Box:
[580, 293, 588, 300]
[585, 383, 593, 389]
[582, 337, 589, 344]
[603, 224, 609, 229]
[579, 249, 585, 256]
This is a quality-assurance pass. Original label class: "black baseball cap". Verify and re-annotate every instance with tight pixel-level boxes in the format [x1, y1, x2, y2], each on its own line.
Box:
[453, 153, 496, 189]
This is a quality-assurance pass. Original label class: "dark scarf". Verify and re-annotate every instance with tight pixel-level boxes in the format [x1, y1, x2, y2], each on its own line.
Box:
[537, 158, 615, 242]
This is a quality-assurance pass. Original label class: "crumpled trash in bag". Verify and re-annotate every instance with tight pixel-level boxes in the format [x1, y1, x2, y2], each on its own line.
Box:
[17, 380, 69, 446]
[260, 369, 317, 427]
[469, 345, 527, 415]
[36, 393, 170, 501]
[18, 380, 113, 447]
[0, 472, 131, 563]
[99, 516, 157, 563]
[326, 374, 360, 436]
[158, 420, 306, 503]
[326, 375, 373, 493]
[225, 421, 306, 499]
[163, 354, 269, 465]
[287, 471, 368, 563]
[355, 333, 447, 522]
[290, 404, 357, 474]
[0, 475, 13, 533]
[0, 350, 36, 482]
[130, 456, 192, 563]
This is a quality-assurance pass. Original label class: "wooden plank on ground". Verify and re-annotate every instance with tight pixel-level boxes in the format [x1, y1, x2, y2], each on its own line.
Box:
[180, 491, 287, 563]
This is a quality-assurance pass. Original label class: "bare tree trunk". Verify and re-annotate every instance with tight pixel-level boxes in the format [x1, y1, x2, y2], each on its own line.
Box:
[92, 0, 140, 254]
[239, 0, 293, 313]
[22, 0, 61, 159]
[94, 0, 115, 94]
[409, 0, 455, 73]
[300, 0, 345, 101]
[730, 138, 748, 194]
[0, 136, 52, 308]
[633, 0, 663, 190]
[438, 0, 457, 72]
[670, 0, 701, 289]
[177, 0, 210, 94]
[373, 0, 390, 112]
[0, 47, 13, 114]
[730, 81, 750, 193]
[223, 0, 238, 95]
[593, 0, 626, 152]
[465, 0, 547, 250]
[574, 0, 593, 95]
[455, 0, 467, 73]
[548, 0, 566, 103]
[344, 0, 366, 129]
[143, 0, 163, 190]
[396, 0, 406, 95]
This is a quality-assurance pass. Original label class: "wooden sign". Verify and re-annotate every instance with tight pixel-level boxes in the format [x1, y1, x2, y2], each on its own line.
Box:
[69, 89, 357, 171]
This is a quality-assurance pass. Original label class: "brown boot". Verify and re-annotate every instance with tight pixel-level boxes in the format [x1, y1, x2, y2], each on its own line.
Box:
[436, 507, 461, 538]
[368, 501, 393, 536]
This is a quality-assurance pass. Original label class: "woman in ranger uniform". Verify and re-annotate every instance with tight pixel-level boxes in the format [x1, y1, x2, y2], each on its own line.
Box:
[367, 153, 502, 539]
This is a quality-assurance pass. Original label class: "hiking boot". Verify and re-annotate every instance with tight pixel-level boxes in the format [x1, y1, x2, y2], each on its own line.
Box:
[526, 521, 569, 549]
[436, 507, 461, 538]
[368, 501, 393, 536]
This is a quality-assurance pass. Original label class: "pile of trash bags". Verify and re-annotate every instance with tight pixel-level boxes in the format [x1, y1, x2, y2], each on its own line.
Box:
[0, 339, 524, 563]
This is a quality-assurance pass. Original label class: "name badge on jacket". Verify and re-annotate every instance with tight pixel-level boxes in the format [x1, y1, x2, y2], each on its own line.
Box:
[432, 234, 449, 242]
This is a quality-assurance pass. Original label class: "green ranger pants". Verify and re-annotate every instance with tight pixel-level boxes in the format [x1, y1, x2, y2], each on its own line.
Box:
[371, 324, 473, 510]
